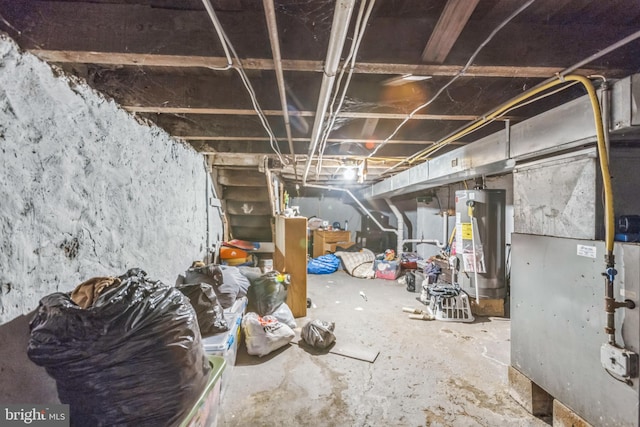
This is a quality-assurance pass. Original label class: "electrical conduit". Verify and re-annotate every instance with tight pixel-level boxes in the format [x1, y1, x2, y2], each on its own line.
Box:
[302, 0, 356, 185]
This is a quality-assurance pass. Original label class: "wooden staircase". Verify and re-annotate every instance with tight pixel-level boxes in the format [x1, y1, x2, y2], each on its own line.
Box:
[216, 168, 274, 243]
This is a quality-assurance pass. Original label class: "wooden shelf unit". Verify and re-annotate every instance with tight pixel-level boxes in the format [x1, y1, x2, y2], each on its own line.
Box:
[274, 215, 308, 318]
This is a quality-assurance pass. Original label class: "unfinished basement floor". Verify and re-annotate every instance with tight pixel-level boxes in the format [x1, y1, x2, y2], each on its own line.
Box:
[218, 271, 549, 427]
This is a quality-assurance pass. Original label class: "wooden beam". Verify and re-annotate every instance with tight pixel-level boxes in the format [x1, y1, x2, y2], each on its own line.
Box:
[125, 106, 486, 121]
[186, 136, 440, 145]
[30, 50, 608, 78]
[226, 201, 271, 216]
[213, 0, 243, 11]
[361, 117, 380, 137]
[223, 187, 271, 202]
[422, 0, 480, 64]
[218, 169, 266, 186]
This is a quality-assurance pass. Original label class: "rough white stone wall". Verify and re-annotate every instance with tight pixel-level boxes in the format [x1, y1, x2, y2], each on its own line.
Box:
[0, 36, 222, 323]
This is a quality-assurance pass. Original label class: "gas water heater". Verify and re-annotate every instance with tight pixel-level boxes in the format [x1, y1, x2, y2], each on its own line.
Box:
[455, 189, 506, 299]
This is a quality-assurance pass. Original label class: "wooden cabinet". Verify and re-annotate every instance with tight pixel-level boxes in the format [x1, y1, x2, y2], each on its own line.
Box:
[274, 215, 308, 318]
[312, 230, 352, 258]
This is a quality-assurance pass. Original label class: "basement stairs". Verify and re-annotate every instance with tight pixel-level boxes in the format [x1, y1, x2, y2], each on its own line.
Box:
[212, 167, 275, 260]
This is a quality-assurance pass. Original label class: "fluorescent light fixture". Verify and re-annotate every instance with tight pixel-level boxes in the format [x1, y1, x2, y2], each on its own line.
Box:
[382, 74, 432, 87]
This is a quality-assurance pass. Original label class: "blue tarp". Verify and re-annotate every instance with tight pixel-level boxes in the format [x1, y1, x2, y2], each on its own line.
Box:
[307, 254, 341, 274]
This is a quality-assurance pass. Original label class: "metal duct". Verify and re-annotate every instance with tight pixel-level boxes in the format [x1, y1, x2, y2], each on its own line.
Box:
[365, 73, 640, 200]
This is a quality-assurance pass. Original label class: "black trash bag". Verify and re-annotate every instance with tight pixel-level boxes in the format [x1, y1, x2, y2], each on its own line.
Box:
[246, 271, 289, 316]
[27, 268, 211, 427]
[405, 270, 416, 292]
[178, 264, 239, 309]
[176, 282, 228, 337]
[301, 319, 336, 349]
[219, 265, 250, 299]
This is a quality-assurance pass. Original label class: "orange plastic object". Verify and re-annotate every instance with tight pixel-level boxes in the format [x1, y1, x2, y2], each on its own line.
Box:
[220, 246, 248, 259]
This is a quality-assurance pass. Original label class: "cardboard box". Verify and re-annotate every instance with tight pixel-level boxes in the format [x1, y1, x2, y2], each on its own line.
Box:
[374, 259, 400, 280]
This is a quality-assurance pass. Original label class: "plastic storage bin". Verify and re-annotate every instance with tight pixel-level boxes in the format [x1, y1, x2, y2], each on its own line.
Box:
[225, 296, 248, 315]
[202, 311, 242, 397]
[180, 355, 225, 427]
[374, 259, 400, 280]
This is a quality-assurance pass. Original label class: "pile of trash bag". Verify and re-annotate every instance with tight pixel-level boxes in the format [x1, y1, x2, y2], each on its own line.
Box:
[242, 312, 295, 357]
[176, 263, 239, 309]
[246, 270, 296, 329]
[176, 282, 228, 337]
[28, 268, 211, 427]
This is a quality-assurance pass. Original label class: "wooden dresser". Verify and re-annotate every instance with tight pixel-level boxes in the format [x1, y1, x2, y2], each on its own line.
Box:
[312, 230, 352, 258]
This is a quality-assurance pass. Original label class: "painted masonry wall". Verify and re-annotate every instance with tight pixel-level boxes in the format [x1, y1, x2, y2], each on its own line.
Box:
[293, 195, 363, 241]
[0, 36, 222, 403]
[293, 195, 415, 253]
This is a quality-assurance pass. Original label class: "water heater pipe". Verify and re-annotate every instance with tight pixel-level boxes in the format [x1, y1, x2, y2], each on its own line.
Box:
[468, 204, 480, 304]
[386, 199, 404, 256]
[388, 199, 449, 259]
[304, 183, 398, 236]
[401, 211, 449, 250]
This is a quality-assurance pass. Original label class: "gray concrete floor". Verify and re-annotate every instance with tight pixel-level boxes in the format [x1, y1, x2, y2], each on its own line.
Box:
[218, 271, 549, 427]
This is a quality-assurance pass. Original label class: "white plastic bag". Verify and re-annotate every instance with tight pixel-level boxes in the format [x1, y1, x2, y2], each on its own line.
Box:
[271, 302, 297, 329]
[242, 312, 295, 357]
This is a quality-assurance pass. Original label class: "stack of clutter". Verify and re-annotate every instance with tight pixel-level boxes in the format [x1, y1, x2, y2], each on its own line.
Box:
[176, 261, 252, 398]
[374, 249, 401, 280]
[220, 239, 258, 267]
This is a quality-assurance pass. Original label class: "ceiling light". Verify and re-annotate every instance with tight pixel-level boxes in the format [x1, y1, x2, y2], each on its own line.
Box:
[343, 167, 357, 180]
[382, 74, 432, 87]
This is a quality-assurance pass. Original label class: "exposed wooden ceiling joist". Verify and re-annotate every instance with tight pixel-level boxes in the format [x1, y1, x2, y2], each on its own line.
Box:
[421, 0, 480, 64]
[185, 136, 445, 145]
[124, 106, 492, 121]
[31, 50, 609, 78]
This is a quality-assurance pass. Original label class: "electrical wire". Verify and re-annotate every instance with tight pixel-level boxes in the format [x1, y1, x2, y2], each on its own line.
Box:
[385, 31, 640, 177]
[201, 0, 286, 164]
[368, 0, 537, 160]
[404, 80, 581, 164]
[605, 367, 633, 386]
[378, 77, 580, 174]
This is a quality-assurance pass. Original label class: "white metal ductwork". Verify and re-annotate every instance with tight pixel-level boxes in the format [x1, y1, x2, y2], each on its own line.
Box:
[364, 73, 640, 200]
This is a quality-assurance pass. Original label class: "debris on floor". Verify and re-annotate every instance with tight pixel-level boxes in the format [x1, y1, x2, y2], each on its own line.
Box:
[402, 307, 434, 321]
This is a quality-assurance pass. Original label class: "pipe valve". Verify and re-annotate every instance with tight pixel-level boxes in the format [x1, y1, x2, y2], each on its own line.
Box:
[604, 267, 617, 282]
